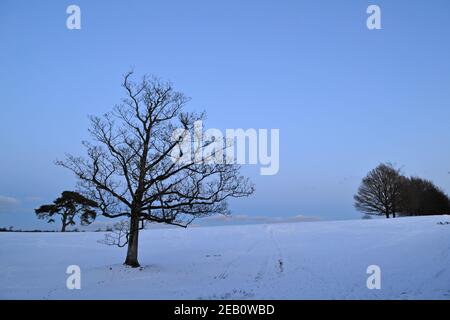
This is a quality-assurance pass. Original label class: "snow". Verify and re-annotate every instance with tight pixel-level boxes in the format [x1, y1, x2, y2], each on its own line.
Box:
[1, 215, 449, 299]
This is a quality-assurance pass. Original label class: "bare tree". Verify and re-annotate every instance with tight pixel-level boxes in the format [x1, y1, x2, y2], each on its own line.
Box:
[98, 220, 132, 247]
[58, 71, 254, 267]
[354, 163, 402, 218]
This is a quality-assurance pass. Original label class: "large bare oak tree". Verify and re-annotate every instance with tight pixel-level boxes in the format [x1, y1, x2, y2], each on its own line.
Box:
[58, 71, 254, 267]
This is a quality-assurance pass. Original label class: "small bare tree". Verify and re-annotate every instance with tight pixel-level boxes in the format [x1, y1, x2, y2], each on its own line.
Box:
[58, 71, 254, 267]
[354, 163, 402, 218]
[98, 220, 132, 247]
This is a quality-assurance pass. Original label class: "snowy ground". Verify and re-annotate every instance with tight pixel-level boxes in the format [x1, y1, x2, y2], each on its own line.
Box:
[1, 215, 449, 300]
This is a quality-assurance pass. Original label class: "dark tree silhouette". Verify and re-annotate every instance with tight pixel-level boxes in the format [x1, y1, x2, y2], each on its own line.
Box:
[57, 71, 254, 267]
[354, 163, 402, 218]
[35, 191, 98, 232]
[399, 177, 450, 216]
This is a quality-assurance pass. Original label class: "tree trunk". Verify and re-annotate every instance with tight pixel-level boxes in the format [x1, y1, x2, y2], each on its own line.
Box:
[385, 211, 389, 219]
[124, 213, 140, 267]
[392, 212, 396, 218]
[61, 214, 67, 232]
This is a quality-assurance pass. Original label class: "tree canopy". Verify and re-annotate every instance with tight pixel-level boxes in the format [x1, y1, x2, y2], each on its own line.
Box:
[35, 191, 98, 231]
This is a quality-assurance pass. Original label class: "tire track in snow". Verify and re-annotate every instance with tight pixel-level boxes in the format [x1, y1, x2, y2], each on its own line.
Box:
[213, 239, 262, 280]
[267, 225, 284, 276]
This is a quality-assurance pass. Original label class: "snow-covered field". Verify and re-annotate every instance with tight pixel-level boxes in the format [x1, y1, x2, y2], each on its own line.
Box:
[1, 215, 449, 300]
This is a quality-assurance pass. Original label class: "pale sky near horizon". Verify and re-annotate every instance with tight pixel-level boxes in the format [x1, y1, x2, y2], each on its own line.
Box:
[1, 0, 450, 229]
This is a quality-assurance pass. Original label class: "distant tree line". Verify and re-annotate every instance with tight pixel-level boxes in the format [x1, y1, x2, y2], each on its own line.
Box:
[0, 227, 86, 232]
[354, 163, 450, 218]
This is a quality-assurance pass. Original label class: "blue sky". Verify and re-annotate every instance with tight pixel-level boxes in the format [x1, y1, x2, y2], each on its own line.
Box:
[1, 0, 450, 229]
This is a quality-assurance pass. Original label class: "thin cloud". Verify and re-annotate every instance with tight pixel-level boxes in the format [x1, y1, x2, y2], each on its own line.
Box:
[26, 196, 42, 202]
[0, 196, 20, 212]
[199, 214, 321, 226]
